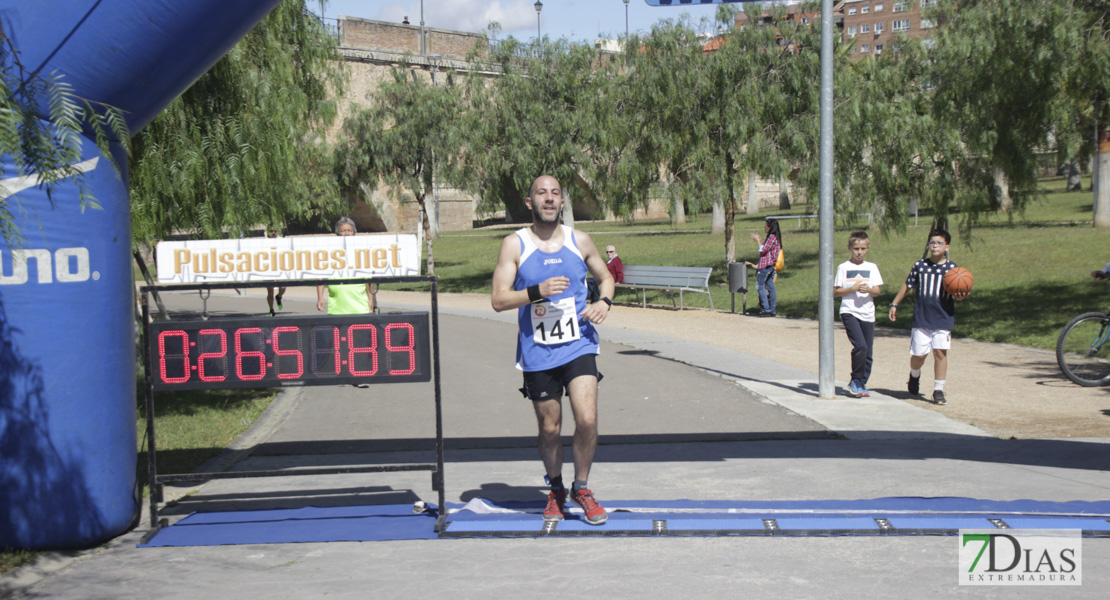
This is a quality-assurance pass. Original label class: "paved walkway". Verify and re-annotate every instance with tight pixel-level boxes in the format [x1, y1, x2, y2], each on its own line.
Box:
[4, 288, 1108, 599]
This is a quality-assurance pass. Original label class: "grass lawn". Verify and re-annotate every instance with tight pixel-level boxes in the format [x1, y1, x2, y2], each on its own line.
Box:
[136, 385, 275, 494]
[408, 174, 1107, 351]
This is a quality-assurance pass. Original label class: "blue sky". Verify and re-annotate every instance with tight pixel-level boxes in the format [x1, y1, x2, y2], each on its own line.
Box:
[309, 1, 754, 44]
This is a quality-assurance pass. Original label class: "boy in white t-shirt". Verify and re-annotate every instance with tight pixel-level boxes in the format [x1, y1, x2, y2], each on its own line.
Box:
[834, 231, 883, 397]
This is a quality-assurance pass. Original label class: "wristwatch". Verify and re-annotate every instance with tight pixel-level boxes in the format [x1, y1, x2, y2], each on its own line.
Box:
[600, 297, 613, 307]
[890, 304, 899, 309]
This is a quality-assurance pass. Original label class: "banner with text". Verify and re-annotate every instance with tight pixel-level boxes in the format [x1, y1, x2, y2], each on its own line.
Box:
[156, 234, 420, 283]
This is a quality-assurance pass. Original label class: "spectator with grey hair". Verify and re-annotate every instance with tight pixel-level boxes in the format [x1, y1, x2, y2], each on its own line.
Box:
[316, 217, 374, 315]
[604, 245, 624, 284]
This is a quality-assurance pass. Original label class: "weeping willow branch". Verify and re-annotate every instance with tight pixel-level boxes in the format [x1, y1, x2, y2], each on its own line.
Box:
[0, 28, 130, 249]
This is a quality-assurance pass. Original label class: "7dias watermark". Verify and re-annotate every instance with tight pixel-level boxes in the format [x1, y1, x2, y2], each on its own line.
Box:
[959, 529, 1081, 586]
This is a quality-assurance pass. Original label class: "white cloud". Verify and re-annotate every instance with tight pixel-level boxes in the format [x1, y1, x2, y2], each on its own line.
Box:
[375, 1, 536, 35]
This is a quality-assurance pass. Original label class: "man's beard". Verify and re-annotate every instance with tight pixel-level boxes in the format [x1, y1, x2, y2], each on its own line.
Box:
[532, 202, 561, 223]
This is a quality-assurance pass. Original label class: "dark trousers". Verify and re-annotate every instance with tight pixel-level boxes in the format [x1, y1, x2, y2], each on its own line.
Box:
[842, 314, 874, 386]
[586, 277, 600, 303]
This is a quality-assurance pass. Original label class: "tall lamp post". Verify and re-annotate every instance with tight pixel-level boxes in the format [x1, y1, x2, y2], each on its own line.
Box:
[623, 0, 630, 39]
[419, 0, 426, 55]
[535, 0, 543, 39]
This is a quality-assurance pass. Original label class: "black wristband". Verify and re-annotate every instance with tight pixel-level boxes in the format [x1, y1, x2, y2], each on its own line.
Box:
[890, 304, 899, 309]
[527, 284, 544, 304]
[600, 296, 612, 307]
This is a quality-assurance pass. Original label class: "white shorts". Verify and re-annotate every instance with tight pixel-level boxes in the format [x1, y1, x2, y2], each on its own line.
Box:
[910, 328, 951, 355]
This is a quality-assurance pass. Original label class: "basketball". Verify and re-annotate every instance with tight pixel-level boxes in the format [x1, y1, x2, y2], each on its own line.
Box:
[943, 267, 974, 297]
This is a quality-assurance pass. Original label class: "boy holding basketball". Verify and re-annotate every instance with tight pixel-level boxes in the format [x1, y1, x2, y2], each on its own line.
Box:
[834, 231, 883, 398]
[888, 229, 969, 405]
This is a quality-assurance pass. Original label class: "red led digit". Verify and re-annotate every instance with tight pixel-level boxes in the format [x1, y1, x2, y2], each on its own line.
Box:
[196, 328, 228, 382]
[271, 326, 303, 380]
[310, 326, 341, 376]
[347, 324, 378, 376]
[234, 327, 266, 381]
[385, 322, 417, 376]
[157, 330, 191, 384]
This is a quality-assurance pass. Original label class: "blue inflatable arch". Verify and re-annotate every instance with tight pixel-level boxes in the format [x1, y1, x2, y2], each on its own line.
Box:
[0, 0, 281, 549]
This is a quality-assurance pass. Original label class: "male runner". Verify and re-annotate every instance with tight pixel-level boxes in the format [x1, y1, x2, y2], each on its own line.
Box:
[491, 175, 615, 525]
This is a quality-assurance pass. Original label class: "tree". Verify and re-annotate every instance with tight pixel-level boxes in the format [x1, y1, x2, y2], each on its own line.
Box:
[128, 0, 345, 243]
[614, 6, 825, 264]
[334, 62, 462, 275]
[0, 30, 129, 249]
[925, 0, 1080, 218]
[601, 19, 711, 226]
[1052, 0, 1110, 226]
[459, 38, 611, 223]
[821, 39, 967, 235]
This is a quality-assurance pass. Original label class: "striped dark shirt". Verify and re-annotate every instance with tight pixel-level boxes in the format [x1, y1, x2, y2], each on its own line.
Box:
[905, 258, 957, 330]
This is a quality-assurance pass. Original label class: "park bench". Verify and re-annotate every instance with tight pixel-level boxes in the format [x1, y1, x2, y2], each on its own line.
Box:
[616, 265, 715, 310]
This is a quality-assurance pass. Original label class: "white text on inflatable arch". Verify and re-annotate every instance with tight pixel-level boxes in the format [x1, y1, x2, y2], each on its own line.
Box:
[0, 248, 92, 285]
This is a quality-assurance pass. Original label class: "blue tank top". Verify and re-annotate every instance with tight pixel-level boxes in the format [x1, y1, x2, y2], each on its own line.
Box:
[514, 225, 600, 371]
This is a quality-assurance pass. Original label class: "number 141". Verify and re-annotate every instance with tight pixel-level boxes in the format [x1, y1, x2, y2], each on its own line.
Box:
[535, 316, 577, 342]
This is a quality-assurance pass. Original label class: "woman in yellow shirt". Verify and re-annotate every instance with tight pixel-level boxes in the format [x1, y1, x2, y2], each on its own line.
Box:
[315, 217, 374, 315]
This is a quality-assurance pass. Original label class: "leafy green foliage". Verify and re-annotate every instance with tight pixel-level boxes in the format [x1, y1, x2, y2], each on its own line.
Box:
[334, 60, 464, 273]
[458, 38, 614, 222]
[613, 7, 828, 261]
[128, 0, 345, 243]
[0, 30, 129, 249]
[828, 39, 966, 234]
[334, 0, 1110, 253]
[925, 0, 1080, 215]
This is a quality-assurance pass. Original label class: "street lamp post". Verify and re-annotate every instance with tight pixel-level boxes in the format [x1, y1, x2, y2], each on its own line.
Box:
[534, 0, 543, 40]
[623, 0, 630, 39]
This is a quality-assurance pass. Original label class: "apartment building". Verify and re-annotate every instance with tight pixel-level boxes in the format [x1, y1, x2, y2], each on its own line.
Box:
[731, 1, 940, 60]
[842, 0, 938, 59]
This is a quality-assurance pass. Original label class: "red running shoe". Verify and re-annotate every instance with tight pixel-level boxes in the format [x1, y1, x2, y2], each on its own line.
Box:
[543, 490, 566, 522]
[570, 488, 608, 525]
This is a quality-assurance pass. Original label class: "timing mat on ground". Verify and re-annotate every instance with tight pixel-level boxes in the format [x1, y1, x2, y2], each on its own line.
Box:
[441, 498, 1110, 538]
[139, 498, 1110, 547]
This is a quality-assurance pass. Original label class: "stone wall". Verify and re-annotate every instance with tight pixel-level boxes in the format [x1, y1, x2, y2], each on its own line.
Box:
[338, 17, 487, 60]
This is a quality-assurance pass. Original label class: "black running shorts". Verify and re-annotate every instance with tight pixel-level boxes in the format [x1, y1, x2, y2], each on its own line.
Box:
[519, 353, 603, 402]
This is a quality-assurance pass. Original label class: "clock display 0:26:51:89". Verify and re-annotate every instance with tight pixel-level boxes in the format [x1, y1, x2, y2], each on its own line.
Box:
[148, 312, 431, 391]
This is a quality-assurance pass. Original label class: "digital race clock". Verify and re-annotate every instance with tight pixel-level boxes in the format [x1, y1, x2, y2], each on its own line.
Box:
[148, 312, 431, 391]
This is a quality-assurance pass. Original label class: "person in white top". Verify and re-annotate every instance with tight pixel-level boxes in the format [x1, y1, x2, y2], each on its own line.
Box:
[834, 231, 883, 397]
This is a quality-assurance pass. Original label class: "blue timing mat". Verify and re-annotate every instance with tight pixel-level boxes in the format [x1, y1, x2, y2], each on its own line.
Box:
[140, 504, 441, 547]
[140, 497, 1110, 547]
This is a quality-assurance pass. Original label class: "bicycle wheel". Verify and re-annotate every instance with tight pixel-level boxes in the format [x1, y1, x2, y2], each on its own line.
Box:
[1056, 312, 1110, 387]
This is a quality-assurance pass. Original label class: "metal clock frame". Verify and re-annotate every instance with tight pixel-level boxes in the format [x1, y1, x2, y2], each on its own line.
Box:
[138, 276, 447, 538]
